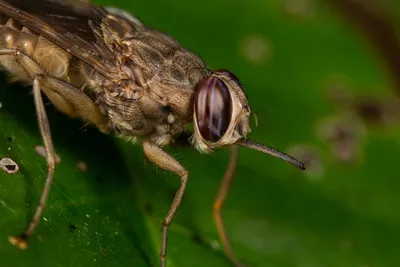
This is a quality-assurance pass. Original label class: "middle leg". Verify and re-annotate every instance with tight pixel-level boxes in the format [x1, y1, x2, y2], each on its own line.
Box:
[142, 141, 188, 267]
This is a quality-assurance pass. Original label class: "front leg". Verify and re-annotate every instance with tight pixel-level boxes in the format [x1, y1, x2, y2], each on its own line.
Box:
[8, 77, 56, 249]
[0, 47, 105, 248]
[142, 141, 188, 267]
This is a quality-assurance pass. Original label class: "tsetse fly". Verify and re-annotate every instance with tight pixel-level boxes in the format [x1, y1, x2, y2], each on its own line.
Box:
[0, 0, 305, 266]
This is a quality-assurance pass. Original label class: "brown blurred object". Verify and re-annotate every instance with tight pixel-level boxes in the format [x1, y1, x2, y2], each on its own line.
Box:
[316, 116, 366, 164]
[327, 85, 400, 126]
[331, 0, 400, 96]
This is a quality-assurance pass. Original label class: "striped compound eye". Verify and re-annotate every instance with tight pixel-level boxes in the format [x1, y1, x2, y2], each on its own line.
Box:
[194, 75, 233, 143]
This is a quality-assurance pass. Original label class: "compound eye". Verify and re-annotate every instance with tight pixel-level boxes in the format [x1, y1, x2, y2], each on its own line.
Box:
[194, 76, 233, 143]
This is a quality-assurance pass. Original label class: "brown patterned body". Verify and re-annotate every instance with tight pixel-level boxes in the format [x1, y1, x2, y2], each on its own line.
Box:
[0, 4, 209, 146]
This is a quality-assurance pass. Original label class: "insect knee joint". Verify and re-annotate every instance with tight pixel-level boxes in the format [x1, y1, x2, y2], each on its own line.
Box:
[34, 73, 46, 80]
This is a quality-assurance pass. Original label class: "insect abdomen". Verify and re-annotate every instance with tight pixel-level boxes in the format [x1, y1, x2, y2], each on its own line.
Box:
[0, 15, 73, 84]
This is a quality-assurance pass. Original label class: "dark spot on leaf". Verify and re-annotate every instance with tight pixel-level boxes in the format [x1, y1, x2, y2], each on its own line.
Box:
[143, 202, 153, 214]
[69, 224, 77, 233]
[19, 233, 28, 240]
[6, 136, 14, 142]
[191, 233, 205, 245]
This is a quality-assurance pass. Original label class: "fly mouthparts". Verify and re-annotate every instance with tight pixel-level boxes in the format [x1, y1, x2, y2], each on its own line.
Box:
[236, 139, 306, 170]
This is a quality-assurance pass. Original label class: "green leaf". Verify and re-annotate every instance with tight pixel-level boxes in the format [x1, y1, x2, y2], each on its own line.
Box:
[1, 0, 400, 267]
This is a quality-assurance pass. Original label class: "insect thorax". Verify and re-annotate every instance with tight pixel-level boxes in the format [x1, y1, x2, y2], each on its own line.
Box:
[86, 18, 211, 146]
[94, 47, 210, 147]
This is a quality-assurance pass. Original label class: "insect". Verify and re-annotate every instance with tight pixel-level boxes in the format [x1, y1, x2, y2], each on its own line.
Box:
[0, 0, 305, 266]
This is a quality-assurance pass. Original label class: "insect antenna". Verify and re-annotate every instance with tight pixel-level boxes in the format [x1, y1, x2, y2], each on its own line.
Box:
[236, 139, 306, 170]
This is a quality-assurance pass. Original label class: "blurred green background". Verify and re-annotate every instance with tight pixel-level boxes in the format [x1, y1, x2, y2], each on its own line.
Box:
[1, 0, 400, 266]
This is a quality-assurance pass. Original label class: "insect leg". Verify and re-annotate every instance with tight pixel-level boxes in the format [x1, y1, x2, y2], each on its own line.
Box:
[9, 78, 56, 249]
[142, 141, 188, 267]
[213, 145, 245, 267]
[0, 48, 71, 249]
